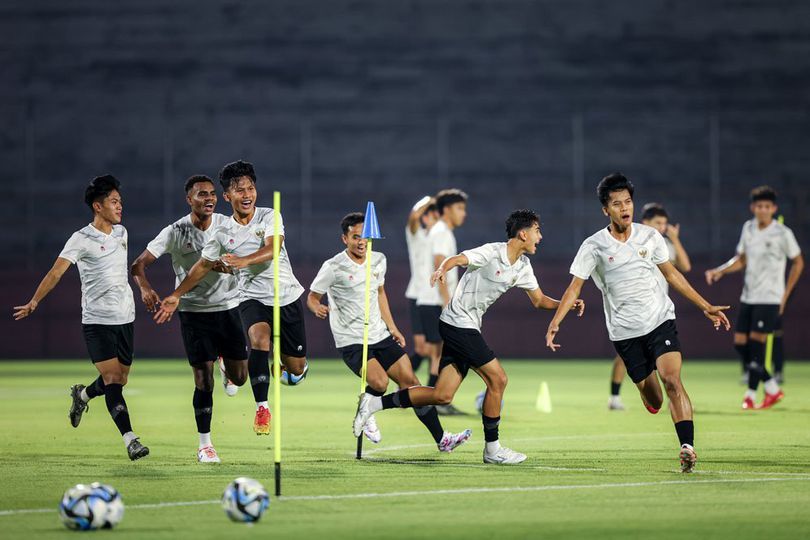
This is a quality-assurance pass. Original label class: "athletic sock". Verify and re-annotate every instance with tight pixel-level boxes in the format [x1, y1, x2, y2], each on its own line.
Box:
[83, 376, 106, 401]
[485, 440, 501, 454]
[104, 383, 133, 436]
[747, 340, 766, 391]
[674, 420, 694, 447]
[199, 432, 212, 448]
[764, 378, 780, 395]
[381, 388, 413, 410]
[427, 373, 439, 387]
[410, 353, 424, 372]
[256, 401, 268, 410]
[745, 389, 757, 400]
[610, 382, 621, 397]
[482, 415, 500, 443]
[248, 349, 270, 404]
[122, 431, 137, 447]
[193, 388, 213, 435]
[414, 406, 444, 443]
[365, 386, 385, 397]
[734, 343, 749, 374]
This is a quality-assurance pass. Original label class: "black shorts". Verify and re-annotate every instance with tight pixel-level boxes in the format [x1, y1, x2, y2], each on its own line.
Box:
[438, 320, 496, 379]
[339, 335, 407, 377]
[735, 303, 780, 335]
[238, 298, 307, 357]
[612, 319, 681, 384]
[178, 307, 248, 365]
[417, 305, 443, 343]
[82, 323, 134, 366]
[408, 299, 424, 336]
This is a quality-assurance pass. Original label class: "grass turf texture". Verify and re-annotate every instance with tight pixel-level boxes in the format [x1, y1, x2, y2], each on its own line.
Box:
[1, 359, 809, 539]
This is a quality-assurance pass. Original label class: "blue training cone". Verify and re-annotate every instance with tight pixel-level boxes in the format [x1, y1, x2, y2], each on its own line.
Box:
[362, 201, 384, 239]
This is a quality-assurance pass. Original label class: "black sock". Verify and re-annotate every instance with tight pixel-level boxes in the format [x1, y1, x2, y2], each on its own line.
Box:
[773, 334, 784, 374]
[248, 349, 270, 403]
[748, 341, 766, 390]
[104, 383, 133, 436]
[414, 406, 444, 443]
[610, 382, 621, 396]
[381, 388, 413, 410]
[86, 376, 106, 399]
[410, 353, 424, 372]
[365, 385, 385, 397]
[193, 388, 213, 434]
[734, 343, 749, 374]
[674, 420, 694, 447]
[427, 373, 439, 387]
[482, 415, 500, 443]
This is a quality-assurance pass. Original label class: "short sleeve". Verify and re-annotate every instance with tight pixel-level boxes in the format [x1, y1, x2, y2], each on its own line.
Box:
[736, 225, 747, 255]
[515, 262, 540, 291]
[650, 232, 669, 265]
[431, 229, 454, 258]
[58, 232, 85, 264]
[570, 241, 597, 280]
[263, 210, 285, 239]
[200, 233, 224, 262]
[377, 255, 387, 286]
[309, 261, 335, 294]
[145, 225, 173, 259]
[783, 228, 802, 259]
[462, 244, 498, 270]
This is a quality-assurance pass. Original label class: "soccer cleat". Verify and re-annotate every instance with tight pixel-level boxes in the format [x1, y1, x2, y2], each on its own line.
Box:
[363, 414, 382, 444]
[608, 396, 625, 411]
[741, 396, 756, 410]
[757, 390, 784, 410]
[679, 444, 697, 473]
[127, 439, 150, 461]
[218, 357, 238, 397]
[438, 429, 472, 453]
[435, 403, 469, 416]
[197, 445, 221, 463]
[644, 404, 660, 414]
[68, 384, 89, 428]
[353, 393, 374, 438]
[483, 446, 527, 465]
[254, 406, 271, 435]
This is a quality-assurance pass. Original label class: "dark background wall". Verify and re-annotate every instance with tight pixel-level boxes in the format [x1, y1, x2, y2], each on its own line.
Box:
[1, 1, 808, 359]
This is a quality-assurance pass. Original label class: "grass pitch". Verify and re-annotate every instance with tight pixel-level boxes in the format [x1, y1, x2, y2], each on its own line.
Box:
[0, 359, 809, 539]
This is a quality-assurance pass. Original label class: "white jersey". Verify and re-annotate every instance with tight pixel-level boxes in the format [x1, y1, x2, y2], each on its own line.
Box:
[416, 220, 458, 306]
[570, 223, 675, 341]
[200, 207, 304, 307]
[310, 251, 390, 348]
[736, 219, 801, 305]
[58, 224, 136, 325]
[146, 213, 240, 313]
[440, 242, 539, 331]
[405, 226, 429, 300]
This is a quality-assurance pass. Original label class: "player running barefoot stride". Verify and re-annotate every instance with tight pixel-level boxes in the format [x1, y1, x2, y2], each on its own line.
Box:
[13, 175, 149, 461]
[132, 175, 249, 462]
[546, 173, 730, 473]
[354, 210, 583, 464]
[308, 213, 471, 451]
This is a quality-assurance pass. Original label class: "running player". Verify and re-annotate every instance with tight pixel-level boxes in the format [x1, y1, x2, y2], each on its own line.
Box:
[13, 175, 149, 461]
[353, 210, 583, 464]
[308, 212, 471, 451]
[546, 173, 730, 473]
[131, 175, 248, 462]
[154, 160, 308, 436]
[705, 185, 803, 409]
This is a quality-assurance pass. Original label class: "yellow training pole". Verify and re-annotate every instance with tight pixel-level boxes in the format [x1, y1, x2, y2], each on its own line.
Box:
[356, 237, 373, 459]
[765, 214, 785, 374]
[273, 191, 282, 495]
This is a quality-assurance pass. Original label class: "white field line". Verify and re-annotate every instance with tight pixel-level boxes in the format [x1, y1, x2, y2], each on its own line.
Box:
[3, 476, 810, 517]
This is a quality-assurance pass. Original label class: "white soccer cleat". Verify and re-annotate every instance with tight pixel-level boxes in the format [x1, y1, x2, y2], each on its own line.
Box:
[363, 414, 382, 444]
[197, 445, 221, 463]
[608, 396, 625, 410]
[219, 357, 238, 397]
[483, 446, 527, 465]
[438, 429, 472, 452]
[679, 444, 697, 473]
[352, 393, 374, 438]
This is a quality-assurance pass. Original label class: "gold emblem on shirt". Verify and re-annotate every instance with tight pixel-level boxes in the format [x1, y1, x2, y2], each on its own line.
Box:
[255, 229, 265, 239]
[638, 248, 648, 259]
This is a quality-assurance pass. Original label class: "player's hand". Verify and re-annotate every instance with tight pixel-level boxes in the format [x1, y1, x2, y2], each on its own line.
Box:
[666, 223, 680, 241]
[140, 288, 161, 312]
[571, 299, 585, 317]
[391, 328, 406, 348]
[12, 299, 38, 320]
[703, 305, 731, 331]
[154, 296, 180, 324]
[313, 304, 329, 319]
[221, 254, 248, 270]
[211, 260, 234, 274]
[430, 268, 446, 287]
[704, 269, 722, 285]
[545, 323, 561, 351]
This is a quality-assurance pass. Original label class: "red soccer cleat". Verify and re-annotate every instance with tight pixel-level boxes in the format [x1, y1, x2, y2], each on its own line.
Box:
[253, 405, 271, 435]
[645, 404, 660, 414]
[741, 396, 756, 410]
[757, 390, 784, 410]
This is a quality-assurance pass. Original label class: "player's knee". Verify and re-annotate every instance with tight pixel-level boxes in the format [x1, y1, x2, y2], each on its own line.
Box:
[748, 332, 767, 343]
[434, 389, 454, 405]
[488, 372, 508, 393]
[367, 374, 388, 392]
[660, 374, 682, 395]
[230, 371, 248, 386]
[103, 372, 126, 385]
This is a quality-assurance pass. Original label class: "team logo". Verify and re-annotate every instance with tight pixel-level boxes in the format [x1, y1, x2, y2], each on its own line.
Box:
[608, 256, 614, 263]
[765, 242, 772, 249]
[638, 248, 648, 259]
[121, 241, 127, 249]
[100, 245, 106, 251]
[349, 275, 354, 281]
[255, 229, 265, 239]
[496, 270, 501, 276]
[297, 345, 303, 352]
[665, 340, 671, 346]
[186, 242, 193, 249]
[757, 320, 764, 328]
[228, 239, 234, 244]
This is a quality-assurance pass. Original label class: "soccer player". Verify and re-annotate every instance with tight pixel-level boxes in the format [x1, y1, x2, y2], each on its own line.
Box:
[705, 186, 803, 409]
[608, 202, 692, 410]
[405, 196, 439, 373]
[13, 175, 149, 461]
[415, 188, 468, 415]
[308, 212, 471, 451]
[353, 210, 583, 464]
[155, 160, 308, 436]
[546, 173, 731, 473]
[131, 175, 248, 462]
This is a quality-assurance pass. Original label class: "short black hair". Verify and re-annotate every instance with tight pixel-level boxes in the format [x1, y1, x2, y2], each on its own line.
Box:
[505, 209, 539, 239]
[184, 174, 215, 193]
[341, 212, 365, 235]
[435, 188, 468, 214]
[597, 173, 634, 206]
[641, 202, 669, 222]
[84, 175, 120, 209]
[750, 185, 777, 203]
[219, 160, 257, 190]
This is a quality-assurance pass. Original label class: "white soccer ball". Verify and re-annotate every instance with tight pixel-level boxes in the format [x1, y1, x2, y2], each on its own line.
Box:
[58, 482, 124, 530]
[222, 477, 270, 523]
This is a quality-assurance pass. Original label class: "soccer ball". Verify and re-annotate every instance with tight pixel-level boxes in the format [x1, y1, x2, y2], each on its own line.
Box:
[58, 482, 124, 530]
[221, 477, 270, 523]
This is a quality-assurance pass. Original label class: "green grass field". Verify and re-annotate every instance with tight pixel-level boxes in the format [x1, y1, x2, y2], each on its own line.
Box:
[1, 359, 809, 539]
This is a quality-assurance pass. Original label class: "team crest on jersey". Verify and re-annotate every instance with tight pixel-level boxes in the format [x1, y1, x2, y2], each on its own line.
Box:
[255, 229, 265, 239]
[349, 275, 354, 281]
[100, 245, 106, 251]
[765, 242, 772, 248]
[638, 248, 648, 259]
[608, 256, 614, 263]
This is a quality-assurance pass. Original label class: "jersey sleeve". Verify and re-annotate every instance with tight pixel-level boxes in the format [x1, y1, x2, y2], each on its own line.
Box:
[200, 232, 224, 262]
[431, 229, 455, 258]
[515, 261, 540, 291]
[650, 232, 670, 265]
[145, 225, 173, 258]
[377, 254, 387, 286]
[783, 227, 802, 259]
[735, 224, 747, 255]
[263, 210, 286, 239]
[309, 261, 335, 295]
[569, 241, 597, 280]
[58, 232, 85, 264]
[462, 244, 498, 270]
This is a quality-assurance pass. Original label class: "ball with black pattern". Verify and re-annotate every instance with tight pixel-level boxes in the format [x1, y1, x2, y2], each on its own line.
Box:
[58, 482, 124, 530]
[221, 477, 270, 523]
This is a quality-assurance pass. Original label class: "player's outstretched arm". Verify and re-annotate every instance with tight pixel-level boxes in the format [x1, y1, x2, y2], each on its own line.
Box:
[306, 291, 329, 319]
[430, 253, 468, 288]
[221, 235, 283, 269]
[154, 257, 216, 324]
[407, 195, 432, 234]
[659, 261, 731, 331]
[545, 277, 586, 351]
[378, 285, 405, 347]
[781, 254, 805, 315]
[705, 253, 745, 285]
[526, 287, 585, 314]
[13, 257, 72, 320]
[131, 250, 161, 313]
